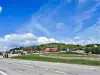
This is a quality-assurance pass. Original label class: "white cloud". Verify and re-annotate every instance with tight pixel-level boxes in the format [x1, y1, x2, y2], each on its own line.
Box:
[61, 37, 100, 45]
[75, 22, 83, 32]
[74, 36, 80, 40]
[37, 37, 59, 44]
[73, 15, 90, 32]
[78, 0, 87, 8]
[4, 33, 37, 41]
[0, 6, 2, 13]
[17, 0, 64, 36]
[84, 19, 100, 33]
[79, 19, 100, 39]
[56, 22, 66, 29]
[0, 33, 59, 51]
[0, 33, 100, 51]
[61, 39, 76, 44]
[0, 33, 37, 51]
[35, 23, 51, 35]
[84, 3, 100, 14]
[73, 2, 100, 33]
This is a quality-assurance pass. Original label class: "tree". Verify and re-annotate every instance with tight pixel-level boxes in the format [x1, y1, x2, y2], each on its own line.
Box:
[90, 47, 100, 54]
[94, 47, 100, 54]
[85, 48, 90, 55]
[36, 46, 41, 53]
[91, 47, 96, 54]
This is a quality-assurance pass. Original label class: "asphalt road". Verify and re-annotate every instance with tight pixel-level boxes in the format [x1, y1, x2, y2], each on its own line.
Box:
[0, 56, 100, 75]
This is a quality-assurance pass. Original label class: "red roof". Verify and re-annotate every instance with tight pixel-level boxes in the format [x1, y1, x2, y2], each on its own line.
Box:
[51, 48, 59, 52]
[24, 48, 35, 51]
[44, 48, 51, 52]
[44, 48, 59, 52]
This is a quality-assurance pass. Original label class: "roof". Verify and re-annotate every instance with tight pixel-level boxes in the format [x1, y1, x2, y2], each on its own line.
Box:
[51, 48, 59, 52]
[44, 48, 59, 52]
[24, 48, 35, 51]
[44, 48, 51, 52]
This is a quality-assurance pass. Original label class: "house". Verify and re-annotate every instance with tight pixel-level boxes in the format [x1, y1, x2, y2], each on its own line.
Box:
[51, 48, 60, 52]
[44, 48, 51, 52]
[44, 48, 60, 52]
[23, 48, 36, 54]
[72, 48, 85, 53]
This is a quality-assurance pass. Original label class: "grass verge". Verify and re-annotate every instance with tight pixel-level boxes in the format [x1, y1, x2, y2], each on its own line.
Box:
[11, 54, 100, 66]
[43, 52, 100, 58]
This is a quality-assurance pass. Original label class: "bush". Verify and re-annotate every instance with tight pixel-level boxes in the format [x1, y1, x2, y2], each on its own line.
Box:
[90, 47, 100, 54]
[0, 52, 2, 55]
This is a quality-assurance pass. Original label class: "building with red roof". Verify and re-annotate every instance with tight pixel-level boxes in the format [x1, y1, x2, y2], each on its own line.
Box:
[23, 48, 37, 54]
[44, 48, 60, 52]
[24, 48, 35, 51]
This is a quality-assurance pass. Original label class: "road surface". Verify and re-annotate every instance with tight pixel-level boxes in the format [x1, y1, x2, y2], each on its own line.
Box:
[0, 56, 100, 75]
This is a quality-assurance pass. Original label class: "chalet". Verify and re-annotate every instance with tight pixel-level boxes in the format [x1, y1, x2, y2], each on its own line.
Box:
[44, 48, 60, 52]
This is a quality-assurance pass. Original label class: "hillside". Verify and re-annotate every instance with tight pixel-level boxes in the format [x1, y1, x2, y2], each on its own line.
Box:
[9, 43, 100, 51]
[9, 43, 84, 51]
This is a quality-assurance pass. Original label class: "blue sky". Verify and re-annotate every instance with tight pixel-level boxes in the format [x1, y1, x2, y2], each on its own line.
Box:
[0, 0, 100, 50]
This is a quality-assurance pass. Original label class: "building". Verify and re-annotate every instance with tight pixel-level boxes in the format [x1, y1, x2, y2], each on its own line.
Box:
[44, 48, 60, 52]
[23, 48, 37, 54]
[44, 48, 51, 52]
[72, 48, 85, 53]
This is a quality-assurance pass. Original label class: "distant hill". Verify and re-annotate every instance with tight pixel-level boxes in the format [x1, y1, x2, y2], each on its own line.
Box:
[86, 44, 100, 47]
[8, 43, 100, 54]
[9, 43, 100, 51]
[9, 43, 84, 51]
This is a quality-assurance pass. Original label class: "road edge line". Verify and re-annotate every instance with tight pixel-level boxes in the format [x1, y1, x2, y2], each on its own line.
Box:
[0, 70, 8, 75]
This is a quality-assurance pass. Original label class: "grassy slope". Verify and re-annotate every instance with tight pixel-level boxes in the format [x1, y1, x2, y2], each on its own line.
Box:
[12, 54, 100, 66]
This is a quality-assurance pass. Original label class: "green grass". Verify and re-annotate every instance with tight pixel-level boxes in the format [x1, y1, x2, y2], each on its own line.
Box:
[43, 52, 100, 58]
[44, 52, 85, 55]
[12, 54, 100, 66]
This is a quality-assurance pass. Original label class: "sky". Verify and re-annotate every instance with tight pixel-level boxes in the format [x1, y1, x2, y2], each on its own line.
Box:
[0, 0, 100, 51]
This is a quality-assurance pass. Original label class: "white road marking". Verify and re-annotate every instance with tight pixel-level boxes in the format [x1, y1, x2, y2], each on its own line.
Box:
[55, 70, 67, 74]
[0, 70, 8, 75]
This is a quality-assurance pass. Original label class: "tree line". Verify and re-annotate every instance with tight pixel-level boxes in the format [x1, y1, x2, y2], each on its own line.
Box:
[9, 43, 100, 54]
[85, 44, 100, 54]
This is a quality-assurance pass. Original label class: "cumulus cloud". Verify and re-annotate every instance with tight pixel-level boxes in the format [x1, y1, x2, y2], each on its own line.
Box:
[0, 33, 59, 51]
[37, 37, 59, 44]
[0, 33, 100, 51]
[0, 6, 2, 13]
